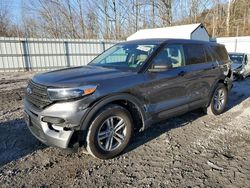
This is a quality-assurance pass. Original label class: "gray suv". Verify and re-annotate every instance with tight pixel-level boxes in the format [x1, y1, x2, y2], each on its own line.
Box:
[229, 52, 250, 80]
[24, 39, 233, 159]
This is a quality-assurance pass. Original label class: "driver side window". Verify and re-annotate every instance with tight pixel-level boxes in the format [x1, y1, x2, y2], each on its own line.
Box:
[151, 44, 185, 69]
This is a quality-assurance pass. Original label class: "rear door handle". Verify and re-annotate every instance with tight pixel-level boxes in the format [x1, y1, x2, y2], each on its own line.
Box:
[178, 71, 186, 76]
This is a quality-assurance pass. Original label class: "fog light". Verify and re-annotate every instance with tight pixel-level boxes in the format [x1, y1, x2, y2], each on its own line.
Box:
[42, 116, 65, 124]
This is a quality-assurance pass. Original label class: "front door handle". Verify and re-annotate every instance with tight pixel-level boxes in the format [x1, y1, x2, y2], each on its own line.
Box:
[178, 71, 186, 76]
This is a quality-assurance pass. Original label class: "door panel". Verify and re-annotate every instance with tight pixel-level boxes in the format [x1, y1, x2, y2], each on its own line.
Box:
[182, 62, 219, 103]
[183, 44, 220, 105]
[144, 68, 189, 115]
[142, 44, 189, 119]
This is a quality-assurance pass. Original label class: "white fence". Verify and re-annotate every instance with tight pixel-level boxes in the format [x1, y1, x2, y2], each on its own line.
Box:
[0, 37, 121, 72]
[216, 36, 250, 54]
[2, 36, 250, 72]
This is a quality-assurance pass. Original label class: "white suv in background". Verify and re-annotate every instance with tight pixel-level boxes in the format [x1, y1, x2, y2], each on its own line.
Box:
[229, 52, 250, 80]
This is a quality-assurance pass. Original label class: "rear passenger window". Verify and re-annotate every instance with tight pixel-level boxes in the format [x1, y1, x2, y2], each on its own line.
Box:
[183, 44, 206, 65]
[204, 47, 213, 62]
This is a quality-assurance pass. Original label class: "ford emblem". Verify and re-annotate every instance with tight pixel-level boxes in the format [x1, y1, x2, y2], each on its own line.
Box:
[27, 85, 33, 95]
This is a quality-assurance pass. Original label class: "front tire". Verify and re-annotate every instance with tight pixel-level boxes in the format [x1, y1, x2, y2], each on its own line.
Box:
[86, 104, 133, 159]
[240, 74, 246, 80]
[233, 74, 238, 81]
[206, 83, 228, 116]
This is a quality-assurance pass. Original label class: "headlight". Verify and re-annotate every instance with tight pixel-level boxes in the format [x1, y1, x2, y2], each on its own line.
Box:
[235, 65, 242, 71]
[240, 68, 245, 74]
[47, 85, 97, 101]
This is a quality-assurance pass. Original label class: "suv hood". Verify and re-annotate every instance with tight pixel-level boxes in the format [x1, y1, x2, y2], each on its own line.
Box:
[231, 63, 243, 71]
[32, 65, 136, 87]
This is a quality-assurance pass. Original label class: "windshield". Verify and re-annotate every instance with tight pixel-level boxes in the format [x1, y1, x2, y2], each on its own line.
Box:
[89, 43, 157, 71]
[229, 54, 244, 64]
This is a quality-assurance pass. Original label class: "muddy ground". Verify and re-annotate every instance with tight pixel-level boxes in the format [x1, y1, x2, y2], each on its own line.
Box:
[0, 72, 249, 188]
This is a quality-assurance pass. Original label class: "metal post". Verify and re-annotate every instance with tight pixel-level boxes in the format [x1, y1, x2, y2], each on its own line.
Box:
[0, 38, 5, 72]
[64, 41, 70, 67]
[21, 40, 30, 71]
[101, 41, 106, 52]
[234, 39, 238, 52]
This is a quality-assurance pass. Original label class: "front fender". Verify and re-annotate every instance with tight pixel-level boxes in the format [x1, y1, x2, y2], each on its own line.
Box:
[80, 93, 147, 131]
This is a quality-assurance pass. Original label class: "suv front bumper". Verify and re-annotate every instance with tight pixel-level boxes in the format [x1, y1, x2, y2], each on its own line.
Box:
[24, 98, 88, 148]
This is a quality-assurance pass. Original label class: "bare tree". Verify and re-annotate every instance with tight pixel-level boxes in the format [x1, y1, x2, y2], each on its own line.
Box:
[226, 0, 232, 36]
[0, 5, 10, 36]
[77, 0, 85, 38]
[151, 0, 155, 28]
[156, 0, 172, 26]
[86, 9, 100, 38]
[0, 2, 21, 37]
[1, 0, 250, 39]
[103, 0, 109, 38]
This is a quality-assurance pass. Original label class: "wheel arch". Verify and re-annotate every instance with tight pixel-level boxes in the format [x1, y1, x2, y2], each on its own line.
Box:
[78, 93, 147, 144]
[207, 77, 228, 107]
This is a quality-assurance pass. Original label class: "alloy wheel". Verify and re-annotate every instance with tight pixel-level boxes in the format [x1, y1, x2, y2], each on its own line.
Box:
[213, 88, 225, 111]
[97, 116, 127, 151]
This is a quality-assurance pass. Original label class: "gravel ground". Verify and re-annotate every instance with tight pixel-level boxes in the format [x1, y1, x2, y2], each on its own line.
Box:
[0, 72, 250, 187]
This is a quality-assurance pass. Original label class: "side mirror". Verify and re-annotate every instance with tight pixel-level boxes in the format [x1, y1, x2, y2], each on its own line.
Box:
[244, 56, 248, 65]
[148, 61, 172, 72]
[244, 59, 248, 65]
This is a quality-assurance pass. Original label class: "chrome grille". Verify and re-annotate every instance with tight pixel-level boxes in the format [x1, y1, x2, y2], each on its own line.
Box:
[26, 81, 52, 109]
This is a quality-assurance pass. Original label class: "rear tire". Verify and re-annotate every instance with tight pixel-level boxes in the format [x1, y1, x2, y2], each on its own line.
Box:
[86, 104, 133, 159]
[206, 83, 228, 116]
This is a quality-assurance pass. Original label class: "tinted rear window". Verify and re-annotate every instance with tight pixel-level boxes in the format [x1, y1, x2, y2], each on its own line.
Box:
[183, 44, 206, 65]
[204, 46, 213, 62]
[210, 45, 228, 61]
